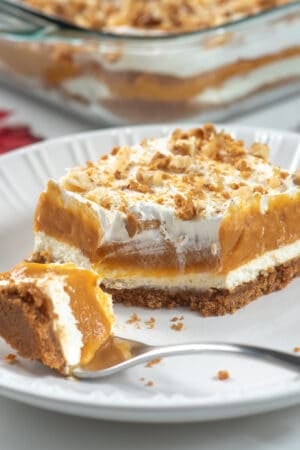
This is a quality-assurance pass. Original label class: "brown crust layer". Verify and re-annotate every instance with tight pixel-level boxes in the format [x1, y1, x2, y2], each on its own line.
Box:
[0, 284, 65, 373]
[104, 257, 300, 317]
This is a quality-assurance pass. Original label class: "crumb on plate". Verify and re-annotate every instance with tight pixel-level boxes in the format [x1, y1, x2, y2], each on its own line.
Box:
[4, 353, 17, 364]
[216, 370, 230, 381]
[126, 313, 141, 328]
[145, 358, 162, 368]
[145, 317, 156, 329]
[170, 322, 184, 331]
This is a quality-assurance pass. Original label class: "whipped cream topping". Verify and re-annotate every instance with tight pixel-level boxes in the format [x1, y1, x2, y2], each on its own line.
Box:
[60, 125, 296, 219]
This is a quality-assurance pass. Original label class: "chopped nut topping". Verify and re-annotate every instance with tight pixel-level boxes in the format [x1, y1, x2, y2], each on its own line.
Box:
[127, 179, 150, 193]
[268, 176, 282, 189]
[59, 124, 293, 222]
[169, 138, 195, 156]
[293, 169, 300, 186]
[150, 152, 170, 170]
[174, 194, 196, 220]
[24, 0, 292, 34]
[125, 213, 140, 237]
[169, 155, 192, 172]
[249, 143, 270, 160]
[114, 170, 125, 180]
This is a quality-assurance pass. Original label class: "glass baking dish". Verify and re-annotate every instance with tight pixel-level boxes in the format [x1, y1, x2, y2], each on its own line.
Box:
[0, 1, 300, 125]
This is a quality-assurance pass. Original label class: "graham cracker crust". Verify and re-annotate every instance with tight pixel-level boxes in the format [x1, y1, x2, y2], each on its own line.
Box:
[103, 257, 300, 317]
[0, 283, 65, 373]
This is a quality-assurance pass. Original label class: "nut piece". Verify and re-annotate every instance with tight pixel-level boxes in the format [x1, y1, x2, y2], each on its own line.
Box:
[169, 155, 192, 172]
[293, 169, 300, 185]
[268, 176, 282, 189]
[149, 152, 170, 170]
[174, 194, 196, 220]
[127, 179, 150, 193]
[125, 213, 140, 238]
[249, 143, 270, 160]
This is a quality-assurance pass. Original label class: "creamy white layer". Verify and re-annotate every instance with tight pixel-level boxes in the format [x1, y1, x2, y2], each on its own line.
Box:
[33, 234, 300, 291]
[89, 18, 300, 77]
[40, 277, 83, 369]
[195, 56, 300, 104]
[62, 55, 300, 106]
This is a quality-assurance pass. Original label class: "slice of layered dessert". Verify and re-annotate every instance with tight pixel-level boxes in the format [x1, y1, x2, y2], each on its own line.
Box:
[33, 124, 300, 316]
[0, 262, 114, 374]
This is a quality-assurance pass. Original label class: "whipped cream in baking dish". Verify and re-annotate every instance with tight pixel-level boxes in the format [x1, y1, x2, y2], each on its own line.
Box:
[87, 19, 300, 78]
[62, 55, 300, 105]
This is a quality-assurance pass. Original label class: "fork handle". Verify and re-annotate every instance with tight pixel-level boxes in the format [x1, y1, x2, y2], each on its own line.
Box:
[148, 342, 300, 372]
[74, 342, 300, 378]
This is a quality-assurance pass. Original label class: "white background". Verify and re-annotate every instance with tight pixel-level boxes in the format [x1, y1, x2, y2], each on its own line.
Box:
[1, 85, 300, 449]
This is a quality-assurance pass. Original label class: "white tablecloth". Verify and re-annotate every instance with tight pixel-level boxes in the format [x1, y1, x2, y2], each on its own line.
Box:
[1, 84, 300, 450]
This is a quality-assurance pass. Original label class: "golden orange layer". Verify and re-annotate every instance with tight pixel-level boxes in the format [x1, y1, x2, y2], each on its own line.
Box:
[34, 184, 300, 275]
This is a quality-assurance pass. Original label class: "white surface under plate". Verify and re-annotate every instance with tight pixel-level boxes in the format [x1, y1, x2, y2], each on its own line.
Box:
[0, 124, 300, 423]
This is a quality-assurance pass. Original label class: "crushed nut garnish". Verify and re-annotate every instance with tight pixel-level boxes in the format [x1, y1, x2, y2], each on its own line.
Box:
[293, 169, 300, 186]
[58, 124, 291, 223]
[125, 213, 140, 238]
[249, 143, 270, 160]
[24, 0, 291, 34]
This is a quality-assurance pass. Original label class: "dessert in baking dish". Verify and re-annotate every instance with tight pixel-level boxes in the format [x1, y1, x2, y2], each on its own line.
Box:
[0, 1, 299, 123]
[0, 262, 114, 374]
[32, 124, 300, 316]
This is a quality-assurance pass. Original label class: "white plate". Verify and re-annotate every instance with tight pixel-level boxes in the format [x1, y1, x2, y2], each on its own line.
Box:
[1, 124, 300, 423]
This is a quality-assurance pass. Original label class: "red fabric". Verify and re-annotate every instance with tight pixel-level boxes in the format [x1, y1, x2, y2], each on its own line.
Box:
[0, 109, 43, 154]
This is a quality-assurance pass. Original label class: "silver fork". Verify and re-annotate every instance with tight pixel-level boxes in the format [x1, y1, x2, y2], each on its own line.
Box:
[73, 336, 300, 379]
